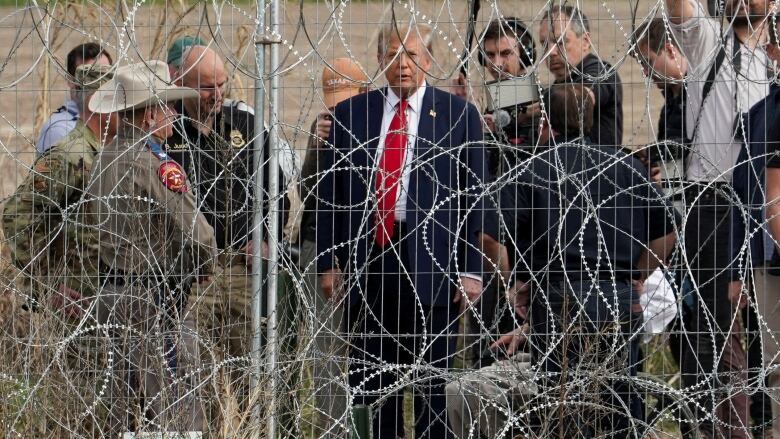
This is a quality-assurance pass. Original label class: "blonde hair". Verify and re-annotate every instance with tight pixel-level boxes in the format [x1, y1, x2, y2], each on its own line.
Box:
[377, 22, 434, 59]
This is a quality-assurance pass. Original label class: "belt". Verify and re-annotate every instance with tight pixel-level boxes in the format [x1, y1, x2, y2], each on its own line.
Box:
[683, 181, 731, 197]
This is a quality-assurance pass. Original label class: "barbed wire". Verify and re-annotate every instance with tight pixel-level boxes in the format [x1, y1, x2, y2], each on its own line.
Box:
[0, 0, 776, 438]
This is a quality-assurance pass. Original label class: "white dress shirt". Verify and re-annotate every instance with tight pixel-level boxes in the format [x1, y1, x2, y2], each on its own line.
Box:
[377, 82, 427, 222]
[376, 82, 482, 283]
[670, 0, 770, 182]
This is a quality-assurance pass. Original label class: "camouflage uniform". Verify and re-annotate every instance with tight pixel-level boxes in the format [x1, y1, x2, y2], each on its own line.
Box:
[3, 120, 102, 309]
[87, 125, 217, 435]
[2, 66, 112, 437]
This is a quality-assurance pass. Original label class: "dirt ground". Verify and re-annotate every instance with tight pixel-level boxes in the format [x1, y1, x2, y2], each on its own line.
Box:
[0, 0, 663, 201]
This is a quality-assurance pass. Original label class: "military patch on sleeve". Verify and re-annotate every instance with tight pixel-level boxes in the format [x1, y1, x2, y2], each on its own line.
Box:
[32, 158, 59, 191]
[230, 130, 246, 148]
[158, 161, 188, 193]
[33, 160, 53, 174]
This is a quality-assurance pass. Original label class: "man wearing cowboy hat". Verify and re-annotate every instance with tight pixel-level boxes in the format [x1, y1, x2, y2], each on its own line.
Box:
[2, 63, 117, 436]
[87, 60, 217, 435]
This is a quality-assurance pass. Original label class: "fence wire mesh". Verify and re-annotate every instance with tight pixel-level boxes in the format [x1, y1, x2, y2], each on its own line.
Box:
[0, 0, 775, 438]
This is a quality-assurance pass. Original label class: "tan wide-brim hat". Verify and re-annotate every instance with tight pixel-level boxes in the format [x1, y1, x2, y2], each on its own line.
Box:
[322, 57, 369, 108]
[89, 60, 199, 114]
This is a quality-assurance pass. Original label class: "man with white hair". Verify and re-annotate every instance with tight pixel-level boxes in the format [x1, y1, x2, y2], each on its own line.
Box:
[87, 60, 217, 435]
[317, 22, 493, 438]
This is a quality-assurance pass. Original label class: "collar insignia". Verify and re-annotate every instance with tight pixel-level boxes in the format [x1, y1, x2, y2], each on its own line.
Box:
[230, 130, 246, 148]
[146, 140, 169, 161]
[158, 161, 188, 193]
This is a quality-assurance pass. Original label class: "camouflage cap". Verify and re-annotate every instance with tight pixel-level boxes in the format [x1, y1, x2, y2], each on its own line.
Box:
[74, 64, 114, 91]
[167, 36, 206, 67]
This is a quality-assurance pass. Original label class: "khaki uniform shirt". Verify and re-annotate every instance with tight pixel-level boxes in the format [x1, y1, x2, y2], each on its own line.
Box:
[87, 126, 217, 280]
[3, 121, 102, 298]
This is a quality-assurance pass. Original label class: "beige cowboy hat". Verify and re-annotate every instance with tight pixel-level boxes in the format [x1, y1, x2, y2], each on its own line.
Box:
[89, 60, 198, 114]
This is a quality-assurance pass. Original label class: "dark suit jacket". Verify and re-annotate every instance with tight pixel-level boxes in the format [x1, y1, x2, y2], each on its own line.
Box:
[316, 86, 491, 306]
[730, 83, 780, 268]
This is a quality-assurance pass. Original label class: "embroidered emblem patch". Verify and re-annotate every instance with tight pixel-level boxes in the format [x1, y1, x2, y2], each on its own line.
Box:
[158, 161, 187, 193]
[230, 130, 245, 148]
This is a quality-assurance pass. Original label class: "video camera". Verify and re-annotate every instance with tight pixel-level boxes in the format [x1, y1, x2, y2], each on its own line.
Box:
[483, 75, 541, 148]
[484, 74, 540, 115]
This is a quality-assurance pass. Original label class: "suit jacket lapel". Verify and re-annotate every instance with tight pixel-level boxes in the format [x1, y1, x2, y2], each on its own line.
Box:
[416, 87, 436, 152]
[366, 89, 385, 154]
[407, 86, 437, 226]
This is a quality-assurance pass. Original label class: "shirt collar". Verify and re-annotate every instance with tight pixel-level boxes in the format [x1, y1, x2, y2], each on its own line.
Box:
[64, 98, 80, 114]
[385, 80, 427, 114]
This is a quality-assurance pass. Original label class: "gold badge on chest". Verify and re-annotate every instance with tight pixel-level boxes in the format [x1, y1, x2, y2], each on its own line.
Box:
[229, 130, 246, 148]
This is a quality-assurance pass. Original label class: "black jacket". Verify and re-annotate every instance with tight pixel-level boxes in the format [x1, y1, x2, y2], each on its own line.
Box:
[503, 140, 676, 283]
[559, 54, 624, 148]
[167, 101, 288, 250]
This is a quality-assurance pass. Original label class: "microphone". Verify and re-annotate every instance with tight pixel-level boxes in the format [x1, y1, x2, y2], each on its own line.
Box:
[493, 109, 512, 130]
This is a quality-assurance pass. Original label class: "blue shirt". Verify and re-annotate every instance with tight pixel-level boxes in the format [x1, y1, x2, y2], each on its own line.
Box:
[36, 98, 79, 154]
[731, 83, 780, 269]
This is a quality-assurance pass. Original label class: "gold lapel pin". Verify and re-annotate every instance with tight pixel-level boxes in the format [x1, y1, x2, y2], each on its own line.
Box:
[429, 109, 436, 118]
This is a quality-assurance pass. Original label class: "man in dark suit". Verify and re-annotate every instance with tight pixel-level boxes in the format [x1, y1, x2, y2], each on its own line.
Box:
[316, 23, 492, 439]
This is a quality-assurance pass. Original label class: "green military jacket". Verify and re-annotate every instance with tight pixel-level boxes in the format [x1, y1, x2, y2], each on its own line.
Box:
[3, 121, 102, 302]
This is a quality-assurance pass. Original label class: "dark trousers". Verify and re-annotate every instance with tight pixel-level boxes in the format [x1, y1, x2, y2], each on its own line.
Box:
[743, 295, 773, 434]
[347, 226, 458, 439]
[529, 279, 643, 438]
[681, 194, 748, 438]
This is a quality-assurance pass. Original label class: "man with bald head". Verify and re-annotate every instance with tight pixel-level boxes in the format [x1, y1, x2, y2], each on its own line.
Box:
[165, 44, 295, 429]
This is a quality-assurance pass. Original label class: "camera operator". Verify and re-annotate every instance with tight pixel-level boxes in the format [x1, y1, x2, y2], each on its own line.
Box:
[453, 18, 538, 369]
[476, 18, 538, 175]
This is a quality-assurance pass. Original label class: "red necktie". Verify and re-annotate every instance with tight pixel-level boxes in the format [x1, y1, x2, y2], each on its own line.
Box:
[375, 99, 408, 246]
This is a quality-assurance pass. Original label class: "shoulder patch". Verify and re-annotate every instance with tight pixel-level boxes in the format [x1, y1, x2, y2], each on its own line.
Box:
[158, 161, 188, 193]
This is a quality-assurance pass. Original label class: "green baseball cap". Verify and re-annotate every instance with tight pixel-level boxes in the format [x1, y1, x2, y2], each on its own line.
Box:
[167, 36, 206, 67]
